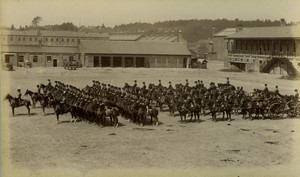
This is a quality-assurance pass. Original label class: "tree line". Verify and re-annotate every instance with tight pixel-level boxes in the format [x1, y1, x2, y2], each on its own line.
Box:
[6, 18, 300, 43]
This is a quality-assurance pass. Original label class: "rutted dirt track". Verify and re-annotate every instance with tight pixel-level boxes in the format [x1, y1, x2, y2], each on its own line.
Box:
[2, 61, 300, 175]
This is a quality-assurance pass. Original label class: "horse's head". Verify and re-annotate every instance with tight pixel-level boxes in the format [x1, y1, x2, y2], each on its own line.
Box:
[4, 94, 13, 101]
[24, 89, 30, 96]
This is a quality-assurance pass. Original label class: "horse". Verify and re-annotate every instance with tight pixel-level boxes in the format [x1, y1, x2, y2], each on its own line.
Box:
[189, 100, 202, 122]
[51, 100, 72, 124]
[4, 94, 31, 117]
[104, 106, 119, 127]
[25, 89, 49, 115]
[146, 106, 159, 126]
[137, 104, 147, 126]
[24, 89, 38, 108]
[177, 102, 189, 123]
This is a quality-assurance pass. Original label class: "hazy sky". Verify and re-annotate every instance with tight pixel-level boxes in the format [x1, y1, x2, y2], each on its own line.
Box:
[1, 0, 300, 27]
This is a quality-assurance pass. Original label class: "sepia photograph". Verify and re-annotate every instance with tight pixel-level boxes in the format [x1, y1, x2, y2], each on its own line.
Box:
[1, 0, 300, 176]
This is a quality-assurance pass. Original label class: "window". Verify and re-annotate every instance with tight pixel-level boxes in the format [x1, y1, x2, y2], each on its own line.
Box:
[67, 38, 69, 42]
[47, 56, 52, 62]
[35, 38, 37, 42]
[56, 38, 59, 42]
[18, 55, 24, 62]
[29, 38, 32, 42]
[51, 38, 53, 42]
[69, 56, 74, 62]
[247, 59, 249, 62]
[10, 37, 13, 41]
[33, 56, 38, 62]
[45, 38, 48, 42]
[72, 38, 75, 42]
[298, 63, 300, 66]
[61, 38, 64, 42]
[5, 55, 10, 63]
[259, 60, 263, 64]
[18, 37, 20, 41]
[23, 37, 25, 41]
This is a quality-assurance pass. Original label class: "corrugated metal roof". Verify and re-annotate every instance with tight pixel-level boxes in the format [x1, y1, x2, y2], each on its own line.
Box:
[0, 29, 109, 38]
[226, 25, 300, 39]
[80, 40, 191, 56]
[138, 35, 178, 42]
[213, 28, 239, 37]
[109, 34, 142, 41]
[1, 45, 79, 53]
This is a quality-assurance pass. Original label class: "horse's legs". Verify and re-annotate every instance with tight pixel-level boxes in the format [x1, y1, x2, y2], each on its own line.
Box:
[115, 116, 119, 127]
[12, 107, 15, 117]
[56, 114, 60, 124]
[26, 106, 30, 116]
[43, 107, 45, 116]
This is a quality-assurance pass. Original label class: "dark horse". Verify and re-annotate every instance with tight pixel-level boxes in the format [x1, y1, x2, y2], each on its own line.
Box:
[51, 100, 73, 124]
[4, 94, 31, 116]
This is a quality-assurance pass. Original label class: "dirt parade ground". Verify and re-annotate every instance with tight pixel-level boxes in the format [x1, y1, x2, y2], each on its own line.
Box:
[2, 61, 300, 176]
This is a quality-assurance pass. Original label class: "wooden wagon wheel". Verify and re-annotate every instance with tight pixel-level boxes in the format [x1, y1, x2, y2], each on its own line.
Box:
[286, 100, 296, 117]
[294, 102, 300, 118]
[269, 103, 284, 119]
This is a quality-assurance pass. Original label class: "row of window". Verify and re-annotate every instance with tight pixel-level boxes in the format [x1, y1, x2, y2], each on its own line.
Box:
[2, 36, 78, 43]
[233, 40, 296, 53]
[17, 55, 75, 63]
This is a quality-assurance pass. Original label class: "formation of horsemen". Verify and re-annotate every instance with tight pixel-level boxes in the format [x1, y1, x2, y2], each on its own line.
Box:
[4, 77, 300, 127]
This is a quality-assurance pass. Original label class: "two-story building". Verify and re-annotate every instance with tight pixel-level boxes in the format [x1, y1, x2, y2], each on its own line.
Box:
[225, 25, 300, 76]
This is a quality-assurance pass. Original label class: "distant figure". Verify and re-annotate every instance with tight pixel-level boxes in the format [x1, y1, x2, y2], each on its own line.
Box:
[185, 79, 189, 87]
[17, 89, 22, 101]
[295, 89, 299, 100]
[168, 81, 173, 90]
[158, 80, 162, 87]
[47, 79, 52, 87]
[264, 84, 269, 93]
[226, 77, 230, 85]
[133, 80, 137, 88]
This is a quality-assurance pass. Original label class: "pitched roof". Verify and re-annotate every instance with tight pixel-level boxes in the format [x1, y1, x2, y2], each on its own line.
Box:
[80, 40, 191, 56]
[137, 34, 178, 42]
[1, 45, 79, 53]
[213, 28, 240, 37]
[109, 34, 142, 41]
[226, 25, 300, 39]
[0, 29, 109, 38]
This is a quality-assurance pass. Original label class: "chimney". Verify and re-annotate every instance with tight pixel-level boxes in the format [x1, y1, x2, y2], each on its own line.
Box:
[177, 30, 182, 42]
[212, 27, 216, 37]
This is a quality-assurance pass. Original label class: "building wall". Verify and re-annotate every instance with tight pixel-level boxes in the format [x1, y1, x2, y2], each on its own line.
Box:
[84, 54, 186, 68]
[212, 37, 227, 61]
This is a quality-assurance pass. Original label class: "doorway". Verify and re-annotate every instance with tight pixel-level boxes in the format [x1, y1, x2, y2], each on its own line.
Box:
[94, 56, 100, 67]
[53, 59, 57, 67]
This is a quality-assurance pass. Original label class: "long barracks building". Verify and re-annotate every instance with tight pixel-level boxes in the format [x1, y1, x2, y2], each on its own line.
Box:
[0, 29, 191, 68]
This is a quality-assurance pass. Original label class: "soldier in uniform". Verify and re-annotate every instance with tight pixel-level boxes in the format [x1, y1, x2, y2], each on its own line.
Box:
[226, 77, 230, 85]
[295, 89, 299, 100]
[158, 80, 162, 87]
[37, 85, 41, 95]
[185, 79, 189, 87]
[168, 81, 173, 90]
[133, 80, 137, 88]
[47, 79, 52, 87]
[17, 89, 22, 101]
[264, 84, 269, 92]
